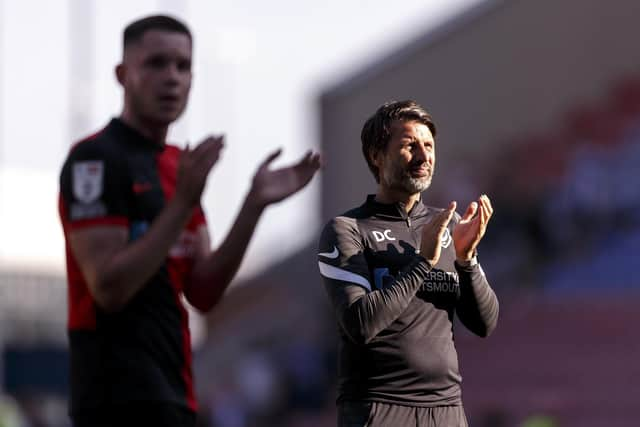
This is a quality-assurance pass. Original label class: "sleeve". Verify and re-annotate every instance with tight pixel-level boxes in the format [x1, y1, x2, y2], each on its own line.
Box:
[59, 142, 130, 231]
[318, 216, 433, 345]
[454, 258, 499, 337]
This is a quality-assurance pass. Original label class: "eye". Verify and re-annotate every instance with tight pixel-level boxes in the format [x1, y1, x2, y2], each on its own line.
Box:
[146, 55, 168, 69]
[177, 59, 192, 72]
[402, 140, 415, 149]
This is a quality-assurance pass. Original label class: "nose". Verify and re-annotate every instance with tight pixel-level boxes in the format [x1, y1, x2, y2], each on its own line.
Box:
[415, 143, 430, 164]
[164, 64, 181, 86]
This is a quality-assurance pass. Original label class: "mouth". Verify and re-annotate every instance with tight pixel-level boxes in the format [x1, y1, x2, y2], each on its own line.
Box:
[157, 94, 181, 104]
[409, 166, 430, 178]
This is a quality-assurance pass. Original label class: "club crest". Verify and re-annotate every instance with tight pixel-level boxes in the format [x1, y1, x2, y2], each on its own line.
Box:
[441, 227, 452, 248]
[72, 161, 104, 203]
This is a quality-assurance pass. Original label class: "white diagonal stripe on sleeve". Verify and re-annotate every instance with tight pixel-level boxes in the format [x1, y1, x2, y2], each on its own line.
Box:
[318, 261, 372, 292]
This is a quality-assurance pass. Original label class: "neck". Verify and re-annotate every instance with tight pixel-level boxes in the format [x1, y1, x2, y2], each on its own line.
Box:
[120, 108, 168, 144]
[374, 186, 421, 212]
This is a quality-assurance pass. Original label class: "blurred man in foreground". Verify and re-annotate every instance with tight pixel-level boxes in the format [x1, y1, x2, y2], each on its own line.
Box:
[59, 15, 320, 427]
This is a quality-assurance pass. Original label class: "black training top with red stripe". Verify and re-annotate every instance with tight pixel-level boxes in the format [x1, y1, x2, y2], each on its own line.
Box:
[59, 118, 205, 415]
[318, 195, 499, 407]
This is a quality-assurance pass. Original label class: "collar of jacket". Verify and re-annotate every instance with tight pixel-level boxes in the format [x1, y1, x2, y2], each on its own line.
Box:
[364, 194, 427, 220]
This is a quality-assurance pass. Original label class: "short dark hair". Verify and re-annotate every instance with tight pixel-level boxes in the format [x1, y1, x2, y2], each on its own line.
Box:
[123, 15, 192, 49]
[361, 100, 436, 182]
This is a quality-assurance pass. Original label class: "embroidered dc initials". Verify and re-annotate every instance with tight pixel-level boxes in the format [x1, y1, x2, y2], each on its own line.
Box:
[372, 229, 396, 242]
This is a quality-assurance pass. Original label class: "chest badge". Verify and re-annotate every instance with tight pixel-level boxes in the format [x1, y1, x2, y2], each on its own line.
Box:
[441, 228, 452, 248]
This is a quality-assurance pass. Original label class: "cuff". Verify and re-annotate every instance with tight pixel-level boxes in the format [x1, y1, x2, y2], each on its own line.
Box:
[455, 255, 478, 268]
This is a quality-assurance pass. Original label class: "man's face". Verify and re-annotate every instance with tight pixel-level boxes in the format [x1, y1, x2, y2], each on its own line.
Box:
[375, 120, 435, 195]
[120, 29, 192, 126]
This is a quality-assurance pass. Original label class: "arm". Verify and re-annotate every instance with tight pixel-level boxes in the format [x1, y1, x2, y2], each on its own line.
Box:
[184, 149, 321, 312]
[184, 197, 263, 312]
[453, 195, 499, 337]
[321, 255, 433, 345]
[319, 205, 455, 345]
[69, 201, 195, 312]
[65, 137, 223, 312]
[455, 260, 499, 337]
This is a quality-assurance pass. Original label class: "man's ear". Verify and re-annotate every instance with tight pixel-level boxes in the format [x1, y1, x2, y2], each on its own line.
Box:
[115, 63, 125, 86]
[370, 148, 383, 169]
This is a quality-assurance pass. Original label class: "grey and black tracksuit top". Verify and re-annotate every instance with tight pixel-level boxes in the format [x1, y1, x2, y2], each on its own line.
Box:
[318, 195, 498, 407]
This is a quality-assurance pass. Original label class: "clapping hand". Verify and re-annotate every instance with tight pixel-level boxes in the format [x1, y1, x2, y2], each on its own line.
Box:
[249, 149, 322, 208]
[452, 194, 493, 261]
[420, 201, 457, 266]
[176, 136, 225, 207]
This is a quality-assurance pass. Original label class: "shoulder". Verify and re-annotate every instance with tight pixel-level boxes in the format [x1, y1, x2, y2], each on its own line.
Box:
[322, 215, 357, 237]
[319, 209, 370, 253]
[321, 204, 369, 234]
[63, 127, 122, 167]
[60, 127, 130, 190]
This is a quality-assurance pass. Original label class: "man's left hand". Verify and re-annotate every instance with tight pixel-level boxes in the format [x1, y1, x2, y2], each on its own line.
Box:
[249, 149, 322, 208]
[452, 194, 493, 261]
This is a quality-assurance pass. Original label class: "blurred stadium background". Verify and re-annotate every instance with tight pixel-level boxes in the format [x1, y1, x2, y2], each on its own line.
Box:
[1, 0, 640, 426]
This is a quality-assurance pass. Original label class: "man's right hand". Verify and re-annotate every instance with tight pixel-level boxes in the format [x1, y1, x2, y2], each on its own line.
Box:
[175, 135, 224, 207]
[420, 201, 456, 266]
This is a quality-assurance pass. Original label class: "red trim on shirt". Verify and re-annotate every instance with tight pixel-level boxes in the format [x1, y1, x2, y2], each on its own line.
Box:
[157, 145, 202, 411]
[59, 195, 98, 330]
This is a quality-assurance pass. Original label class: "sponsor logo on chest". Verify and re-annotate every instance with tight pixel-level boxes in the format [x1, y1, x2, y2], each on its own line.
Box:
[422, 270, 460, 293]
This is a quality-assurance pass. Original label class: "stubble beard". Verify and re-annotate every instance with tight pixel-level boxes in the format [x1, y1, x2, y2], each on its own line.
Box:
[404, 174, 432, 193]
[382, 161, 433, 195]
